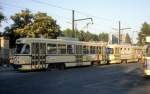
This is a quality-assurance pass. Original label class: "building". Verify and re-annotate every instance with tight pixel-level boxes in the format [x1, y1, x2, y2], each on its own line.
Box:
[108, 33, 127, 44]
[0, 37, 9, 65]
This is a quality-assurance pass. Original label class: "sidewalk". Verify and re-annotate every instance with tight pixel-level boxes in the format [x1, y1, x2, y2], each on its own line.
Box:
[0, 65, 14, 72]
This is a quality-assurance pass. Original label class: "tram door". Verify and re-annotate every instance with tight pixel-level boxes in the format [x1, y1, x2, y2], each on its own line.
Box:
[102, 46, 108, 64]
[31, 43, 46, 69]
[76, 45, 83, 66]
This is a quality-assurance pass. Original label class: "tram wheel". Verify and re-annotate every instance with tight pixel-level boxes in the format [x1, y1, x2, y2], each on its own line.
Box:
[59, 63, 65, 70]
[106, 60, 110, 65]
[122, 60, 127, 64]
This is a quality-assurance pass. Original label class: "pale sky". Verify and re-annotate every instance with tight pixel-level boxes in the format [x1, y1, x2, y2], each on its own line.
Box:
[1, 0, 150, 43]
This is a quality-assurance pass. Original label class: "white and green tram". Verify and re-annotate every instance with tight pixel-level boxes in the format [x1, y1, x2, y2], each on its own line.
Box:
[13, 38, 107, 71]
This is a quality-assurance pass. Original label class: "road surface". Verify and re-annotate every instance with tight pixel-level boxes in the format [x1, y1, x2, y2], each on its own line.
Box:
[0, 63, 150, 94]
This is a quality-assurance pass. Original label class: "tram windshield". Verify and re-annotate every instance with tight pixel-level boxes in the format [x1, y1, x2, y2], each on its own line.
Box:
[15, 44, 30, 54]
[106, 48, 114, 54]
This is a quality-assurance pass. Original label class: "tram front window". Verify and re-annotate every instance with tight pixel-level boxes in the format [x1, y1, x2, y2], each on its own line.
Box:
[107, 48, 114, 54]
[16, 44, 30, 54]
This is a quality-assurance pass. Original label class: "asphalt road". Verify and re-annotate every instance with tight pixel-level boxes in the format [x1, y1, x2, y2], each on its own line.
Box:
[0, 63, 150, 94]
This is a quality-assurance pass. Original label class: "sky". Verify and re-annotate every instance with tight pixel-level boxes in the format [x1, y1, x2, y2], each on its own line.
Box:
[0, 0, 150, 43]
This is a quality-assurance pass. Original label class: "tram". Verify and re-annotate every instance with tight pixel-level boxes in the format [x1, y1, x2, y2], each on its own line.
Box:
[107, 44, 142, 64]
[120, 44, 140, 63]
[13, 37, 107, 70]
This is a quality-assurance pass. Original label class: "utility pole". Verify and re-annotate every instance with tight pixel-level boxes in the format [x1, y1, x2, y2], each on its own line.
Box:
[119, 21, 121, 44]
[113, 21, 131, 44]
[72, 10, 75, 38]
[72, 10, 93, 38]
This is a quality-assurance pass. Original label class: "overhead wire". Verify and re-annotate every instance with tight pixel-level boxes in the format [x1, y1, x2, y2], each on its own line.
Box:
[31, 0, 116, 23]
[31, 0, 119, 33]
[1, 0, 128, 34]
[0, 1, 71, 22]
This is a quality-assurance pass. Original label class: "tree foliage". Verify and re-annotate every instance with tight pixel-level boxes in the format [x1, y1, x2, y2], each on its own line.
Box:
[138, 22, 150, 45]
[10, 9, 33, 37]
[0, 11, 5, 26]
[3, 9, 61, 48]
[125, 33, 131, 44]
[62, 28, 108, 42]
[30, 12, 60, 38]
[98, 33, 108, 42]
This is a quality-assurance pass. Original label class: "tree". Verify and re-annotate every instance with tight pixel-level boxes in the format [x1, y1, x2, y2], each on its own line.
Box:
[30, 12, 60, 38]
[137, 22, 150, 45]
[78, 30, 85, 41]
[4, 9, 61, 48]
[62, 28, 73, 37]
[4, 9, 33, 48]
[98, 33, 108, 42]
[10, 9, 33, 37]
[0, 11, 5, 26]
[92, 34, 99, 41]
[125, 33, 132, 44]
[3, 26, 19, 48]
[62, 28, 108, 42]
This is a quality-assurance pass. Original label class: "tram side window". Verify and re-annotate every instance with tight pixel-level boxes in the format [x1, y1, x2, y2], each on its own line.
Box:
[40, 43, 46, 54]
[47, 44, 57, 54]
[115, 48, 119, 54]
[124, 48, 126, 50]
[90, 46, 96, 54]
[76, 45, 82, 54]
[58, 44, 66, 54]
[67, 45, 74, 54]
[83, 46, 89, 54]
[120, 48, 122, 51]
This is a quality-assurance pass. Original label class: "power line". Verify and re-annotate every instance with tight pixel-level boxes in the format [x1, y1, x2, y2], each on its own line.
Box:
[31, 0, 72, 11]
[31, 0, 119, 34]
[1, 0, 124, 35]
[0, 1, 36, 12]
[31, 0, 116, 23]
[75, 10, 115, 22]
[0, 1, 71, 21]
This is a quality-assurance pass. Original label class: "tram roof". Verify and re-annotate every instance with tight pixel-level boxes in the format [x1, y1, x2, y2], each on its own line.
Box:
[16, 38, 107, 46]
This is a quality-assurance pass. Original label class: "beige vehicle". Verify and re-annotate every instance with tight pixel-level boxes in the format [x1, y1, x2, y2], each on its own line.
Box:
[106, 44, 121, 64]
[120, 44, 140, 63]
[106, 44, 142, 64]
[13, 37, 107, 71]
